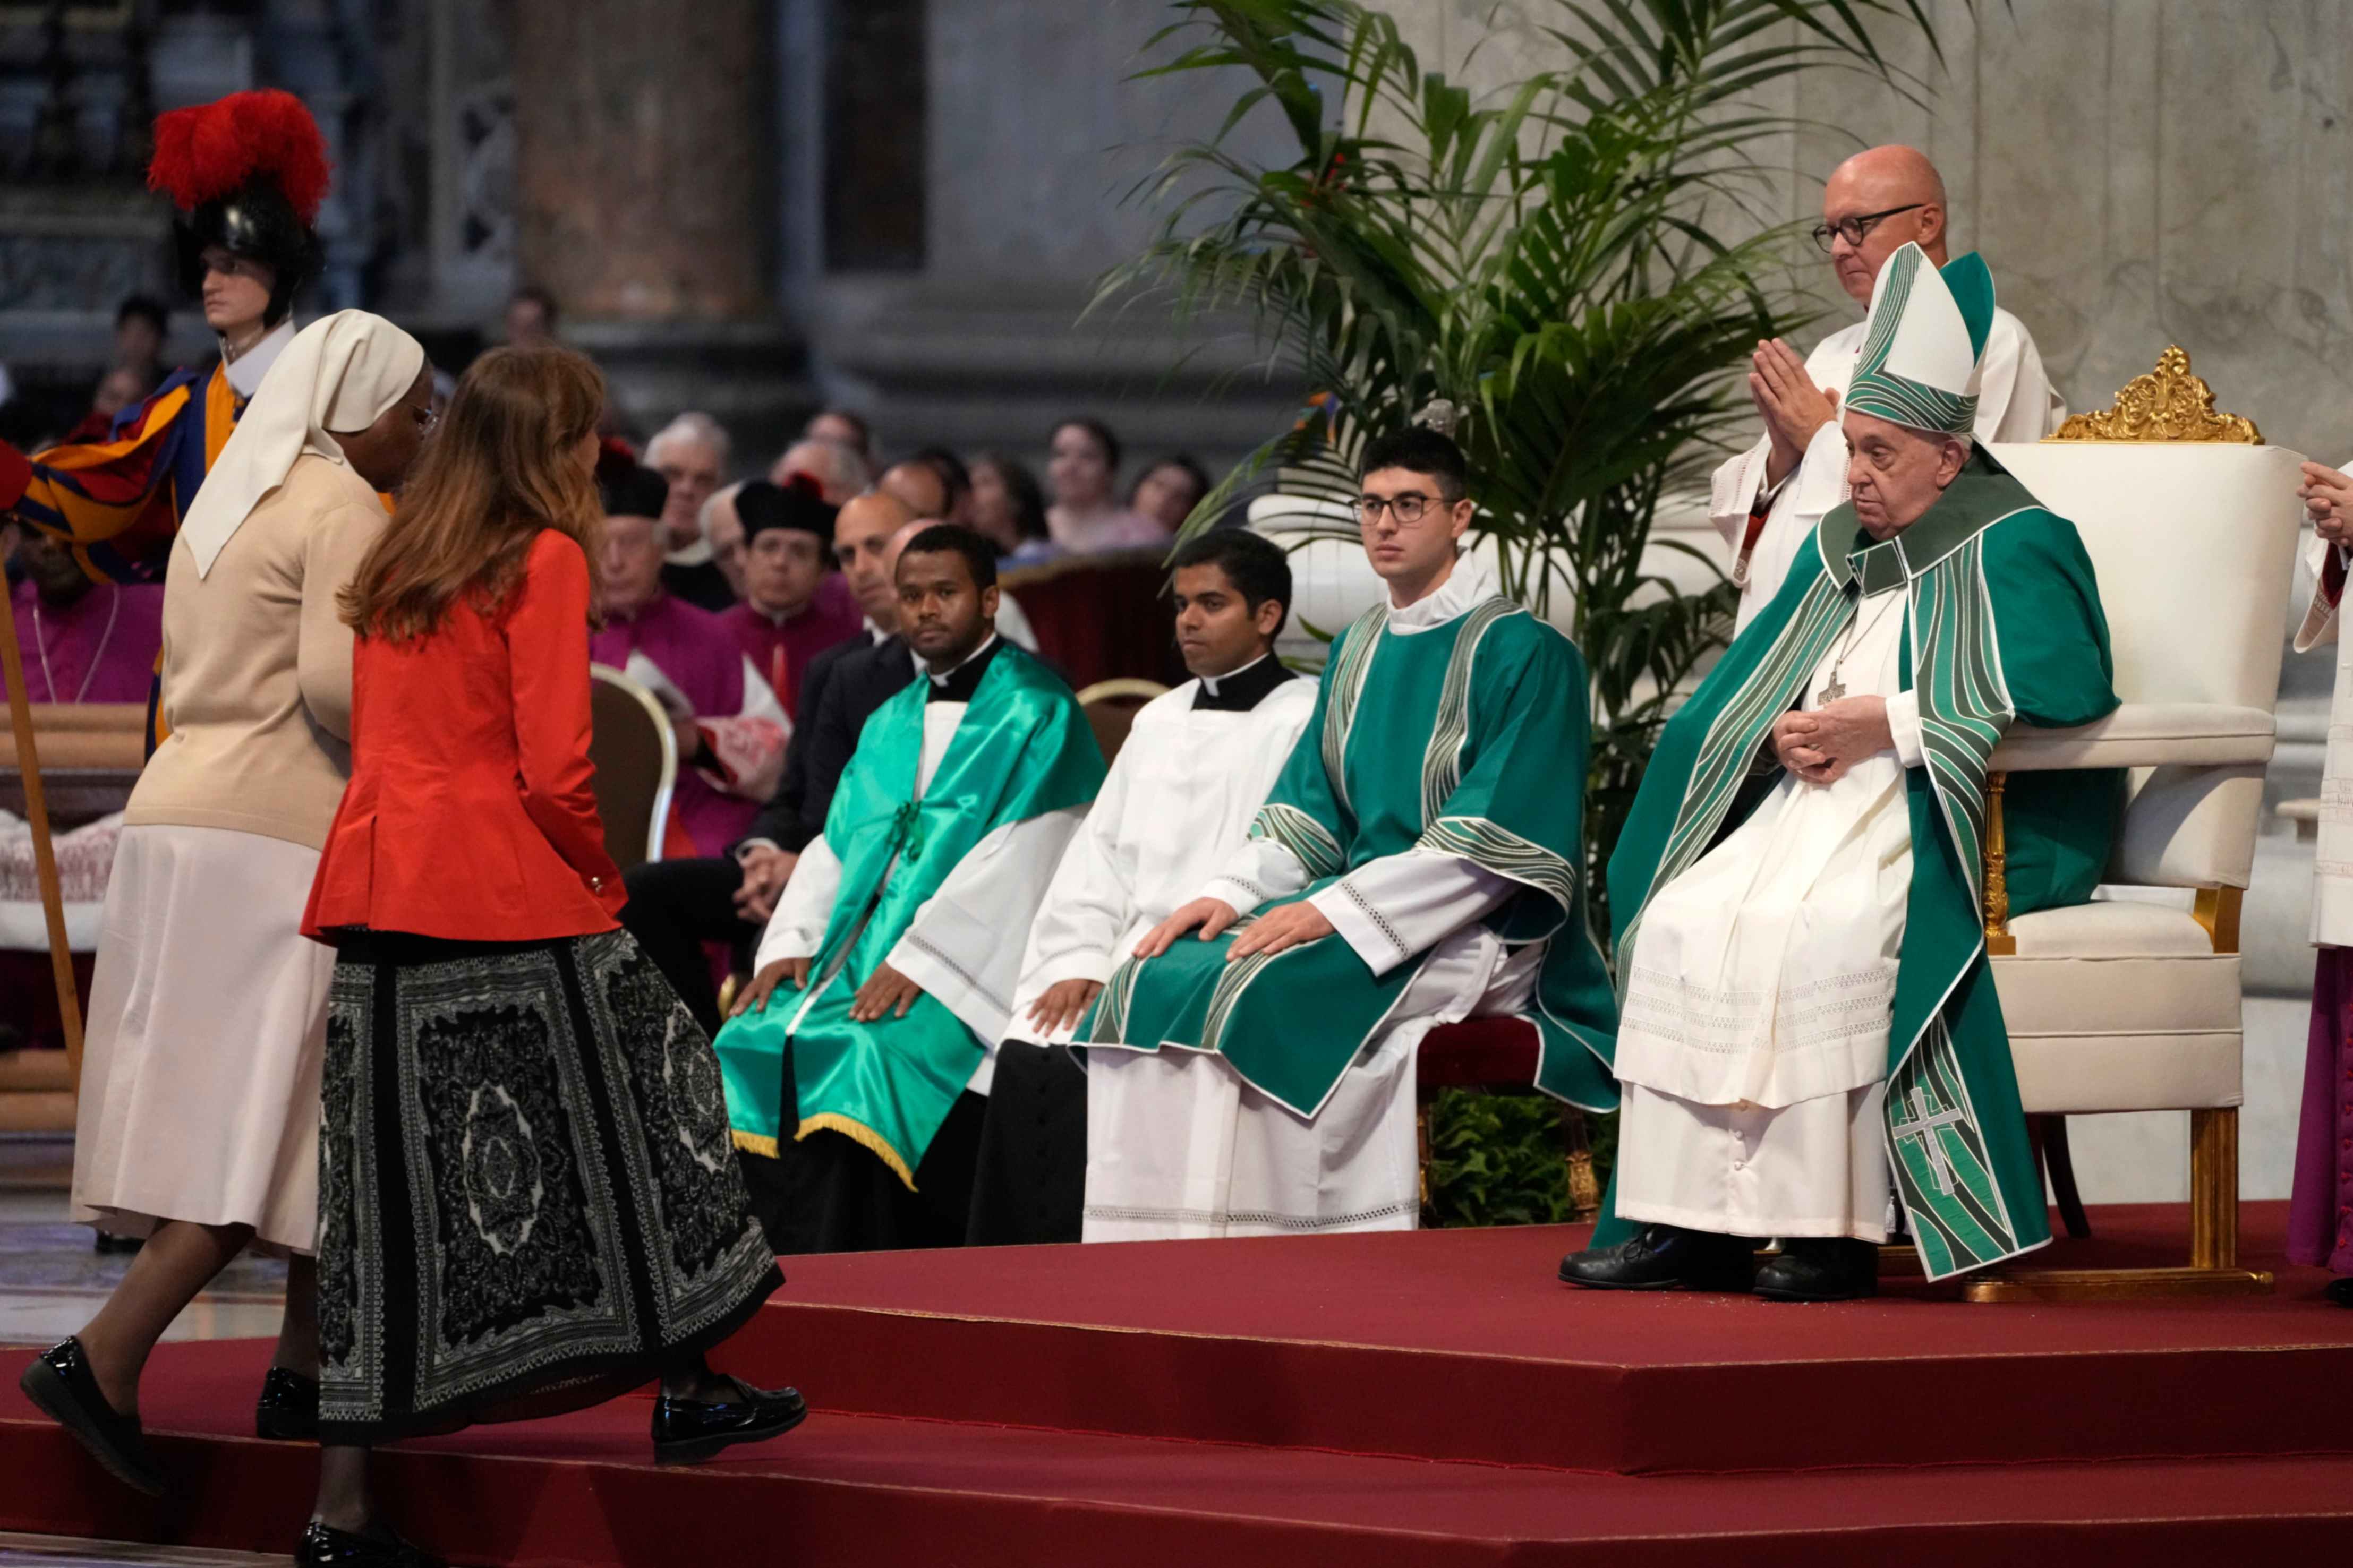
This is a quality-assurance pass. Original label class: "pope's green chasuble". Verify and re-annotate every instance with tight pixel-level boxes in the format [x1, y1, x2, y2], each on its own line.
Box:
[1082, 585, 1618, 1119]
[1602, 452, 2121, 1278]
[714, 644, 1103, 1187]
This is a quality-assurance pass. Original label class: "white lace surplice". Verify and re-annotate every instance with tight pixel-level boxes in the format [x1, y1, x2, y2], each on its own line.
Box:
[1613, 578, 1919, 1241]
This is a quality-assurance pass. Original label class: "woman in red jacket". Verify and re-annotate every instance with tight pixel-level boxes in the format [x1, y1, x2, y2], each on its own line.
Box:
[300, 346, 797, 1567]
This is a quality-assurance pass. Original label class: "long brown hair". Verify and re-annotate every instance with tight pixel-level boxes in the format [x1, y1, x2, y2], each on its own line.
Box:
[341, 345, 607, 641]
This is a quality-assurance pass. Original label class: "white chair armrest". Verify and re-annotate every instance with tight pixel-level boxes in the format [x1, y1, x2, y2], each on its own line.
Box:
[1988, 704, 2275, 772]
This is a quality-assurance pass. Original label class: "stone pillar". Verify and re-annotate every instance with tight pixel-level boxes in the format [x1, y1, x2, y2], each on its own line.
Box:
[511, 0, 771, 322]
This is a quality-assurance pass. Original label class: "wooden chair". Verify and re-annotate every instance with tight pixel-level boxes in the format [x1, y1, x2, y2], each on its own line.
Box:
[1075, 678, 1169, 766]
[1960, 349, 2299, 1301]
[588, 664, 677, 873]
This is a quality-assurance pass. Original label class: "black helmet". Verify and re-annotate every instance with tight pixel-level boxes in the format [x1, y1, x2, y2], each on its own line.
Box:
[148, 90, 331, 329]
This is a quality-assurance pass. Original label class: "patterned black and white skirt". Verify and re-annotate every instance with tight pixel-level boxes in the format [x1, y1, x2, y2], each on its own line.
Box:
[316, 927, 781, 1445]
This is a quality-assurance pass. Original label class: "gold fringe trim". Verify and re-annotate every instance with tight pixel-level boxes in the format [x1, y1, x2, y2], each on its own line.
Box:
[797, 1112, 919, 1192]
[731, 1129, 781, 1159]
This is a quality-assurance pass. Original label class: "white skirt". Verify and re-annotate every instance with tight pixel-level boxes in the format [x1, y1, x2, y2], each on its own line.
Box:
[72, 824, 334, 1253]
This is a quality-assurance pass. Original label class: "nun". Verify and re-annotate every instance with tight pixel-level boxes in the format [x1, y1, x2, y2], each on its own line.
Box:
[18, 313, 434, 1513]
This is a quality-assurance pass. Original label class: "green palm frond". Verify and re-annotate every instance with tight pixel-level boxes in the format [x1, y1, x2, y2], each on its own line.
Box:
[1103, 0, 1954, 937]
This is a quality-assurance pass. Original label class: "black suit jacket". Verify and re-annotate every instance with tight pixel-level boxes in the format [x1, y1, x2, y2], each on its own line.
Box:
[744, 633, 916, 851]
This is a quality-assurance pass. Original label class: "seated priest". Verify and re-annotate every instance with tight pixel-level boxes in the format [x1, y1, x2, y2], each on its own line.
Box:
[717, 477, 865, 717]
[966, 528, 1316, 1245]
[7, 521, 164, 704]
[588, 457, 790, 857]
[1560, 244, 2121, 1304]
[716, 525, 1104, 1253]
[616, 495, 924, 1035]
[1084, 427, 1618, 1238]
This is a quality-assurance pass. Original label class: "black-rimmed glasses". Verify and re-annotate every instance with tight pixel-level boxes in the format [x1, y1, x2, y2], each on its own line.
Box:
[1810, 203, 1926, 254]
[1356, 492, 1451, 525]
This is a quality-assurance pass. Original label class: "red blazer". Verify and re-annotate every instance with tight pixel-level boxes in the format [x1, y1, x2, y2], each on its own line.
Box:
[305, 529, 628, 942]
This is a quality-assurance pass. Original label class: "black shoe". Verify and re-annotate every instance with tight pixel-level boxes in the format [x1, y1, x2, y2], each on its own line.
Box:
[1558, 1225, 1755, 1291]
[651, 1374, 808, 1464]
[2326, 1276, 2353, 1308]
[15, 1338, 164, 1496]
[256, 1366, 320, 1441]
[294, 1521, 445, 1567]
[1753, 1238, 1880, 1303]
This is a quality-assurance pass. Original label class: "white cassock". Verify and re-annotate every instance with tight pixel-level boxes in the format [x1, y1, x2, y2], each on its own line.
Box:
[1712, 309, 2063, 633]
[1612, 572, 1925, 1241]
[755, 637, 1086, 1094]
[1084, 564, 1545, 1240]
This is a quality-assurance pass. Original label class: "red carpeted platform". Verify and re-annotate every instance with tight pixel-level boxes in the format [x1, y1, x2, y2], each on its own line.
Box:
[4, 1203, 2349, 1566]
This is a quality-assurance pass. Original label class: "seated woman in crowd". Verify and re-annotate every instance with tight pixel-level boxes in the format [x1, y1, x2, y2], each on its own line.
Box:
[1044, 416, 1167, 554]
[970, 452, 1058, 566]
[1128, 453, 1211, 535]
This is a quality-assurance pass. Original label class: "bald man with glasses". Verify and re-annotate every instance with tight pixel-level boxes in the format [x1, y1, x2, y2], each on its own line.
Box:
[1712, 145, 2066, 632]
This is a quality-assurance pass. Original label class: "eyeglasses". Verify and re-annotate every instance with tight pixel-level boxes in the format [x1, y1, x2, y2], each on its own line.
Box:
[1356, 491, 1454, 526]
[1810, 203, 1926, 254]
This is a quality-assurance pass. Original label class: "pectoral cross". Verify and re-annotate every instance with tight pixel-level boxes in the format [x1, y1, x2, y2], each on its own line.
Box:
[1817, 672, 1845, 705]
[1896, 1084, 1968, 1196]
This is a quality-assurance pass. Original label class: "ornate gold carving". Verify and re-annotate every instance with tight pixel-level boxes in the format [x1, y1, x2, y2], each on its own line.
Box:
[1983, 771, 2015, 956]
[2050, 346, 2262, 444]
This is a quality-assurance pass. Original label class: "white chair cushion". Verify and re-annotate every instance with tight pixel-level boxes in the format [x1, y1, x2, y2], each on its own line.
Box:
[1990, 902, 2241, 1113]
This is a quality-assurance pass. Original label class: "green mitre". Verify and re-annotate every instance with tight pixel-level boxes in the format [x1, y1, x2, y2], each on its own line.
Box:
[1843, 243, 1997, 439]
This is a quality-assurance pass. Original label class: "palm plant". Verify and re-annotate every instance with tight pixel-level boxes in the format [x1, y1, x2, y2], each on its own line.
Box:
[1101, 0, 1947, 935]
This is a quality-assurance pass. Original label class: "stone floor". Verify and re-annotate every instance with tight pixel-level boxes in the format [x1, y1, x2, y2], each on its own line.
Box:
[0, 1134, 287, 1361]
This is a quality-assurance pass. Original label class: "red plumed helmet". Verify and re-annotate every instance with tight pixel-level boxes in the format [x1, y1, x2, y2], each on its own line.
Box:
[148, 89, 331, 221]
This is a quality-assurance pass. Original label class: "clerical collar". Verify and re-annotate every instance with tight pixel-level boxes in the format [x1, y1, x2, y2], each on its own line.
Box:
[1193, 653, 1294, 712]
[748, 599, 810, 627]
[1817, 449, 2042, 594]
[926, 634, 1001, 702]
[602, 591, 669, 626]
[865, 618, 891, 645]
[224, 319, 297, 400]
[1387, 555, 1499, 635]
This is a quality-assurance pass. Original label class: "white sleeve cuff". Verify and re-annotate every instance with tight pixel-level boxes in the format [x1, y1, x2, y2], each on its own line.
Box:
[1886, 690, 1925, 769]
[1197, 879, 1265, 919]
[1308, 880, 1408, 976]
[1708, 436, 1774, 543]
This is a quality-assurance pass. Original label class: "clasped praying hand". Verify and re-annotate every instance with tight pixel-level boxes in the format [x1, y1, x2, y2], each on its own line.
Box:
[1772, 696, 1895, 786]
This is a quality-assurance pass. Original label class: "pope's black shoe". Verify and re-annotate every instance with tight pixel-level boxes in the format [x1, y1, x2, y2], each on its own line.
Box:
[256, 1366, 320, 1441]
[1558, 1224, 1754, 1291]
[2325, 1276, 2352, 1308]
[651, 1374, 808, 1464]
[294, 1521, 445, 1568]
[15, 1338, 164, 1495]
[1753, 1238, 1880, 1303]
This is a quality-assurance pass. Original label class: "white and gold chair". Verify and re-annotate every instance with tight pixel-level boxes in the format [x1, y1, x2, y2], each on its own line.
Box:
[1967, 349, 2301, 1301]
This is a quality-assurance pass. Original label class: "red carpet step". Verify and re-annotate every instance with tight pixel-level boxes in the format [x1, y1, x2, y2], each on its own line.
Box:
[1, 1203, 2346, 1566]
[717, 1202, 2353, 1474]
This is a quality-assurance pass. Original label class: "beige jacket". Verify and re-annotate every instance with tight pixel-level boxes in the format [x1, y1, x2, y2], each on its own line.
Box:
[124, 453, 387, 851]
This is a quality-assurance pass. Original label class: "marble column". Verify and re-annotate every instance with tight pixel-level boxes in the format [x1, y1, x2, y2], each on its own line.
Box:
[510, 0, 771, 322]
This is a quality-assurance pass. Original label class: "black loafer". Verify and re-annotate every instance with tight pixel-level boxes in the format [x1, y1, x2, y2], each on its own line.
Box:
[16, 1338, 164, 1496]
[2325, 1276, 2352, 1308]
[257, 1367, 320, 1441]
[651, 1375, 807, 1464]
[1558, 1224, 1755, 1291]
[1753, 1238, 1880, 1303]
[294, 1521, 445, 1567]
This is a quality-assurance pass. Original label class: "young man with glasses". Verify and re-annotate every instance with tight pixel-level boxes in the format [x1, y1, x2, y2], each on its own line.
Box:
[1711, 144, 2066, 633]
[1079, 427, 1618, 1238]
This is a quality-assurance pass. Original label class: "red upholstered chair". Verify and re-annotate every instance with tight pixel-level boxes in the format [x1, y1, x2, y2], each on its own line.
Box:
[1416, 1018, 1602, 1223]
[1000, 550, 1186, 691]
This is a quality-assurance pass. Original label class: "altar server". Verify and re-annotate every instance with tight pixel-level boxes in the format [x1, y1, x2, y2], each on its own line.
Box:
[1562, 245, 2121, 1301]
[718, 525, 1103, 1252]
[1713, 145, 2065, 632]
[967, 529, 1314, 1244]
[1092, 427, 1618, 1239]
[2289, 459, 2353, 1308]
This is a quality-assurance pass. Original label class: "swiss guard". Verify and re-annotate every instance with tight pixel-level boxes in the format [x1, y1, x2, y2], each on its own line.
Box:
[1562, 244, 2124, 1301]
[8, 89, 331, 587]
